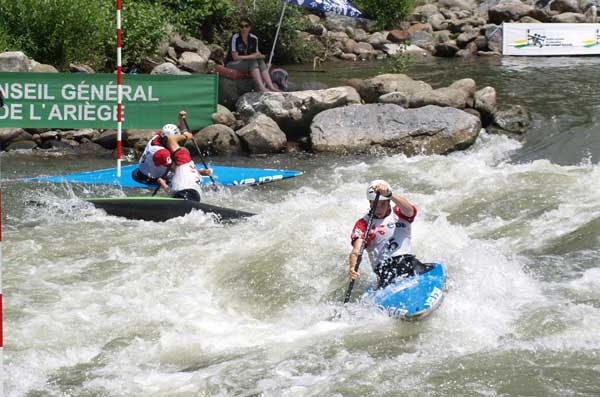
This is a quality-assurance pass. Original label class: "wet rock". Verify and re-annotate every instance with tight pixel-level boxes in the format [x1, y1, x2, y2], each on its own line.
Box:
[6, 140, 37, 151]
[211, 104, 237, 128]
[310, 104, 481, 154]
[236, 87, 361, 139]
[124, 129, 155, 147]
[219, 78, 255, 109]
[358, 74, 433, 104]
[492, 104, 531, 134]
[474, 86, 497, 127]
[484, 24, 503, 53]
[236, 113, 287, 154]
[194, 124, 243, 155]
[0, 128, 26, 145]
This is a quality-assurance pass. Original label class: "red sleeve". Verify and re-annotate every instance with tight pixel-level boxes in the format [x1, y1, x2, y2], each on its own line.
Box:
[152, 148, 172, 167]
[172, 148, 192, 166]
[351, 218, 376, 247]
[393, 204, 417, 223]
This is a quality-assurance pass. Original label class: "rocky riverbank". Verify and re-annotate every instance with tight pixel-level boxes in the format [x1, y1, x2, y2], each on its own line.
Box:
[0, 50, 531, 157]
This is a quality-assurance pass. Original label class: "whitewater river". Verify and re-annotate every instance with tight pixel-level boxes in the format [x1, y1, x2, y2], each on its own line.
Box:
[3, 56, 600, 396]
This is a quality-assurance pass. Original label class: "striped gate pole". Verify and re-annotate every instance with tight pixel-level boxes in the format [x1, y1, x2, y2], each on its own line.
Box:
[116, 0, 123, 177]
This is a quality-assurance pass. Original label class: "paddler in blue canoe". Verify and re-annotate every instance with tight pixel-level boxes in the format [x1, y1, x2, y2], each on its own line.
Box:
[133, 111, 212, 201]
[349, 180, 425, 289]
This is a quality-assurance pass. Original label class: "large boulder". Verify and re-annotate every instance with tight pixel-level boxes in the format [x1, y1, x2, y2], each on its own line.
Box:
[492, 105, 531, 134]
[358, 74, 433, 104]
[0, 51, 30, 72]
[124, 129, 155, 147]
[551, 12, 587, 22]
[488, 1, 534, 23]
[194, 124, 243, 155]
[410, 78, 476, 108]
[474, 86, 497, 127]
[211, 104, 237, 128]
[178, 51, 210, 73]
[310, 104, 481, 154]
[484, 24, 503, 53]
[236, 87, 361, 139]
[236, 113, 287, 154]
[219, 78, 256, 110]
[0, 128, 26, 146]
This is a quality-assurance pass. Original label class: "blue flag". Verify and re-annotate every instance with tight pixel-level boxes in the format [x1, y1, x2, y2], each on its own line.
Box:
[286, 0, 362, 17]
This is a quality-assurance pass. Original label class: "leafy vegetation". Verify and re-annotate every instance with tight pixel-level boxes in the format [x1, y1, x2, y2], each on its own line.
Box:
[0, 0, 410, 70]
[0, 0, 114, 70]
[383, 50, 414, 73]
[353, 0, 415, 29]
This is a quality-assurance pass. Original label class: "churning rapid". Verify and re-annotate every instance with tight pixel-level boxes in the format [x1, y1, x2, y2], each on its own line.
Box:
[4, 130, 599, 396]
[3, 56, 600, 396]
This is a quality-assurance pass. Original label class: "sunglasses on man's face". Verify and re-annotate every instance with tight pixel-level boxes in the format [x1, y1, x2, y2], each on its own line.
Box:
[240, 24, 250, 28]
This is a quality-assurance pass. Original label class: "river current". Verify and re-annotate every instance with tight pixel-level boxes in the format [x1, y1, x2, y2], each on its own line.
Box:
[2, 56, 599, 396]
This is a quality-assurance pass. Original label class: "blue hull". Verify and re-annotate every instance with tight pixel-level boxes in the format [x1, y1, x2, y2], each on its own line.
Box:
[363, 263, 446, 319]
[23, 164, 302, 189]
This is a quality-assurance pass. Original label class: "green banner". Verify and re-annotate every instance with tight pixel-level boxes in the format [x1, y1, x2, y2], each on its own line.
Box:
[0, 72, 218, 130]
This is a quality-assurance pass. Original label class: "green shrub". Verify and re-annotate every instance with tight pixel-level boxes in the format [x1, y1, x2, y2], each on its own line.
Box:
[153, 0, 235, 41]
[119, 1, 170, 69]
[233, 0, 318, 64]
[0, 0, 170, 71]
[0, 0, 114, 70]
[383, 51, 414, 73]
[353, 0, 415, 29]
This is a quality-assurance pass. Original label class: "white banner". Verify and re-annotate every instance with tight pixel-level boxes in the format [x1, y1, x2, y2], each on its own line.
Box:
[503, 23, 600, 55]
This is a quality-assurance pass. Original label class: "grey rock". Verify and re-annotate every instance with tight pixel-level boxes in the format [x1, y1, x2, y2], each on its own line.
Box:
[310, 104, 481, 154]
[195, 124, 243, 155]
[0, 51, 30, 72]
[474, 86, 497, 127]
[211, 104, 237, 128]
[493, 104, 531, 134]
[236, 87, 361, 139]
[6, 140, 37, 151]
[236, 113, 287, 154]
[358, 73, 433, 104]
[150, 62, 191, 75]
[0, 128, 26, 144]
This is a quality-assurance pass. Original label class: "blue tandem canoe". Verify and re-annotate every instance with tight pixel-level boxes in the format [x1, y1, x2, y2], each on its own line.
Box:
[22, 164, 302, 189]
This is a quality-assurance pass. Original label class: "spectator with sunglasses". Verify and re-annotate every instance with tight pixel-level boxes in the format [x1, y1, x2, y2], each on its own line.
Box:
[225, 18, 281, 92]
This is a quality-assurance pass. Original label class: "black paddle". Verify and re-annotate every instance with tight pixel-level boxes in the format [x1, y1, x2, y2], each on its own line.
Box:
[183, 118, 218, 188]
[344, 192, 380, 304]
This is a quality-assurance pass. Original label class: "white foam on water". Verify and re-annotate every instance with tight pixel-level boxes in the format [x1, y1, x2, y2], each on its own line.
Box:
[6, 132, 600, 395]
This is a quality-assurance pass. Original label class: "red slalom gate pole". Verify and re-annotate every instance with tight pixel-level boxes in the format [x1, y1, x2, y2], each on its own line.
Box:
[116, 0, 123, 177]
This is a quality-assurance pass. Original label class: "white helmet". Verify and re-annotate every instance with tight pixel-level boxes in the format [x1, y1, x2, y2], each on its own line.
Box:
[366, 179, 392, 201]
[160, 123, 180, 138]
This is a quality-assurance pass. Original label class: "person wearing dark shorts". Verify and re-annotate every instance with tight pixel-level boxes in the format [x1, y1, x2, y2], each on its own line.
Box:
[225, 18, 280, 92]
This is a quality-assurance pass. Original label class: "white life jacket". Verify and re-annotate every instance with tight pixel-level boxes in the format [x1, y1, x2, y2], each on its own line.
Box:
[351, 204, 417, 270]
[169, 148, 202, 195]
[138, 135, 172, 179]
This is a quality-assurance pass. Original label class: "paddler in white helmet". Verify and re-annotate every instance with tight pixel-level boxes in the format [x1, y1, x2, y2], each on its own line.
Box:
[133, 111, 193, 190]
[161, 110, 212, 201]
[134, 111, 212, 199]
[349, 179, 423, 289]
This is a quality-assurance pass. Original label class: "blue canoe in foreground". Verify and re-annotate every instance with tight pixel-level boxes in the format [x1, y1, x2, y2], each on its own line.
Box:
[363, 263, 446, 320]
[23, 164, 303, 189]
